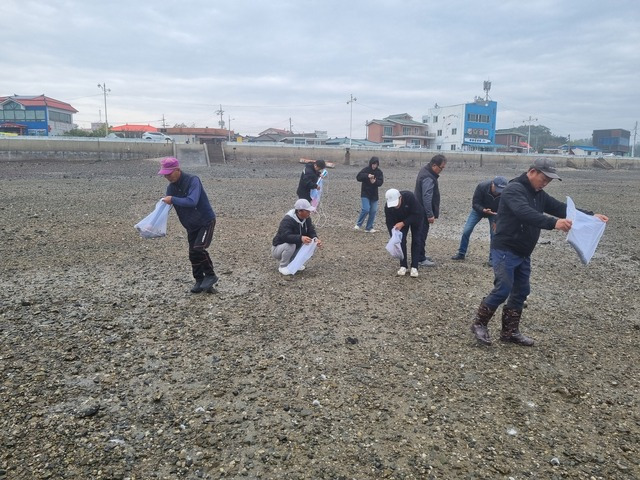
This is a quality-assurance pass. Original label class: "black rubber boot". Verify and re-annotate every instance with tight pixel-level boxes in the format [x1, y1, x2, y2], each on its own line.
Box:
[470, 301, 497, 345]
[500, 307, 535, 346]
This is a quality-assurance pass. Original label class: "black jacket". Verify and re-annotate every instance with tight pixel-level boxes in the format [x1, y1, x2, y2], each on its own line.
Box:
[296, 163, 321, 201]
[384, 191, 423, 232]
[414, 164, 441, 218]
[472, 179, 501, 217]
[272, 209, 318, 246]
[492, 173, 592, 257]
[356, 160, 384, 201]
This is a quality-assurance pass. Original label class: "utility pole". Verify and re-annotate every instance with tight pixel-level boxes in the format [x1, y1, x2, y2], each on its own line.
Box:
[162, 114, 167, 129]
[347, 94, 357, 147]
[227, 115, 235, 142]
[97, 83, 110, 136]
[215, 105, 225, 129]
[522, 115, 537, 154]
[289, 118, 293, 133]
[632, 121, 638, 157]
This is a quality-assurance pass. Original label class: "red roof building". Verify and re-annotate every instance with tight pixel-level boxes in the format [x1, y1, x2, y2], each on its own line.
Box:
[0, 94, 78, 136]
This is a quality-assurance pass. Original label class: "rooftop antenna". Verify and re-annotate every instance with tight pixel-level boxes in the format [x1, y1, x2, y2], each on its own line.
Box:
[483, 80, 492, 101]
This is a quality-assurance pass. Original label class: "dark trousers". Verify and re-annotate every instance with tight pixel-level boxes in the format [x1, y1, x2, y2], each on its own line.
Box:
[187, 219, 216, 280]
[417, 218, 430, 262]
[396, 220, 422, 269]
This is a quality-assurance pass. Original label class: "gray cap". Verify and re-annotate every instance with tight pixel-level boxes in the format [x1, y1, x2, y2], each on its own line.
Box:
[532, 158, 562, 180]
[493, 176, 508, 193]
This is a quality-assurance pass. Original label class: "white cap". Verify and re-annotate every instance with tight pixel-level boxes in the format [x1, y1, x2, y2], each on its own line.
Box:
[385, 188, 401, 208]
[294, 198, 316, 211]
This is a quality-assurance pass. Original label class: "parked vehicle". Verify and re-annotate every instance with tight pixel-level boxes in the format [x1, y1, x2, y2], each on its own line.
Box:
[142, 131, 173, 142]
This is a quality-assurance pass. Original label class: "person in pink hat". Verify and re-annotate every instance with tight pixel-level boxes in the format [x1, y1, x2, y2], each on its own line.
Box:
[158, 157, 218, 293]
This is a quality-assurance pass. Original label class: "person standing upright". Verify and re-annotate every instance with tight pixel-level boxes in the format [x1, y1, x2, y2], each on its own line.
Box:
[470, 158, 608, 347]
[414, 154, 447, 267]
[297, 159, 326, 202]
[159, 157, 218, 294]
[452, 176, 508, 266]
[354, 156, 384, 233]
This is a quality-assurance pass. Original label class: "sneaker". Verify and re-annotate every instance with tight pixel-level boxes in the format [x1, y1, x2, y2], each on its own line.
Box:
[397, 267, 407, 276]
[278, 266, 292, 275]
[200, 273, 219, 291]
[410, 267, 419, 278]
[354, 225, 361, 230]
[190, 279, 204, 293]
[451, 253, 465, 261]
[418, 258, 436, 267]
[298, 265, 306, 271]
[365, 228, 377, 233]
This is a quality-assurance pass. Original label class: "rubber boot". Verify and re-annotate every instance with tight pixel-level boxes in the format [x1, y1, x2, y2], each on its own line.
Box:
[500, 307, 535, 346]
[470, 301, 497, 345]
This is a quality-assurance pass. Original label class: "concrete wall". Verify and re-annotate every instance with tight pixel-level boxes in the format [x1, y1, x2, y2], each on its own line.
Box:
[1, 137, 638, 170]
[0, 137, 175, 161]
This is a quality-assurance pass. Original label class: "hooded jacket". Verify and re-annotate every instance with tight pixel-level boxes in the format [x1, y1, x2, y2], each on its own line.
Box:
[356, 159, 384, 200]
[296, 163, 321, 201]
[414, 164, 441, 219]
[165, 172, 215, 231]
[272, 209, 318, 246]
[492, 172, 593, 257]
[472, 179, 501, 217]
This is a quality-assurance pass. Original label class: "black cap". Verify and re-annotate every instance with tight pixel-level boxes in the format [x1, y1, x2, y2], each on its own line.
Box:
[532, 158, 561, 180]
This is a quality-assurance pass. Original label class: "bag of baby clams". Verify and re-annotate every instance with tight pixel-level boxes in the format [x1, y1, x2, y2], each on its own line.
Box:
[135, 200, 171, 239]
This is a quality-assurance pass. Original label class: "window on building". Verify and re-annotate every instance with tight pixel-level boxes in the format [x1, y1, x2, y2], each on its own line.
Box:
[452, 128, 457, 135]
[450, 144, 456, 150]
[433, 116, 438, 123]
[36, 111, 45, 120]
[403, 127, 410, 135]
[383, 126, 392, 136]
[436, 145, 441, 150]
[437, 129, 442, 136]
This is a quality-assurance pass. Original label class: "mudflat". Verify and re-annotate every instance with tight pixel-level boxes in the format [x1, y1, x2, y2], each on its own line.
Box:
[1, 157, 638, 479]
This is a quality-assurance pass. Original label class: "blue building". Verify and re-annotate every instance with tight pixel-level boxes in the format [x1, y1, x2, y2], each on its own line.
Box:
[0, 95, 78, 136]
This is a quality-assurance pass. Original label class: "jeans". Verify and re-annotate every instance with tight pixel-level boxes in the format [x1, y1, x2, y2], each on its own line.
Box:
[484, 248, 531, 311]
[356, 197, 378, 230]
[456, 210, 496, 262]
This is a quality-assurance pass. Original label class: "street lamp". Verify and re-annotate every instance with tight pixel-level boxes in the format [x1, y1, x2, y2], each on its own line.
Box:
[347, 94, 357, 147]
[97, 83, 110, 136]
[522, 115, 537, 154]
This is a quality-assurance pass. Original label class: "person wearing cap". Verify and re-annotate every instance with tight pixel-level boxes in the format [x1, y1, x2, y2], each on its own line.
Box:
[354, 156, 384, 233]
[296, 159, 327, 202]
[414, 154, 447, 267]
[271, 198, 323, 275]
[158, 157, 218, 294]
[451, 176, 508, 265]
[470, 158, 609, 347]
[384, 188, 424, 277]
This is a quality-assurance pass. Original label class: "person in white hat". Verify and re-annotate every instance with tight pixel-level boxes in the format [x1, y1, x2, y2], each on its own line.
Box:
[271, 199, 323, 275]
[384, 188, 424, 278]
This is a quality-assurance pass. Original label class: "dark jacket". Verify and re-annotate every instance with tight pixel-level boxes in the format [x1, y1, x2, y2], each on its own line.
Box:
[296, 163, 321, 201]
[272, 209, 318, 246]
[384, 191, 423, 232]
[356, 160, 384, 201]
[166, 172, 215, 232]
[492, 173, 593, 257]
[414, 164, 441, 218]
[472, 179, 501, 217]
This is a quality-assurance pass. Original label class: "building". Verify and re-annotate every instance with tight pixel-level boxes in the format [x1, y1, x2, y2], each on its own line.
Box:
[0, 95, 78, 136]
[592, 129, 630, 156]
[366, 113, 432, 147]
[249, 129, 328, 145]
[422, 99, 499, 151]
[495, 129, 529, 153]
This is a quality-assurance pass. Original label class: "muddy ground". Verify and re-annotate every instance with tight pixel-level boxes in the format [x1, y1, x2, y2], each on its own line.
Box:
[1, 157, 638, 480]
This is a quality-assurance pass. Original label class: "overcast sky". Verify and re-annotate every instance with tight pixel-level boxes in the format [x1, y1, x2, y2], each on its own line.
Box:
[3, 0, 639, 140]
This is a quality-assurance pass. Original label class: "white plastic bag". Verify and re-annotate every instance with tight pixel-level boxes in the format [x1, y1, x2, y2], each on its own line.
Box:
[135, 200, 171, 239]
[385, 228, 404, 260]
[566, 196, 606, 265]
[287, 238, 318, 274]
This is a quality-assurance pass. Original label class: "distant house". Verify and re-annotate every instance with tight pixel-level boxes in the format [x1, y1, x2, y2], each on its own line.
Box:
[0, 94, 78, 136]
[592, 129, 630, 156]
[422, 99, 499, 151]
[250, 129, 327, 145]
[164, 127, 230, 145]
[554, 144, 603, 156]
[111, 124, 158, 138]
[495, 129, 528, 153]
[367, 113, 431, 147]
[324, 137, 380, 147]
